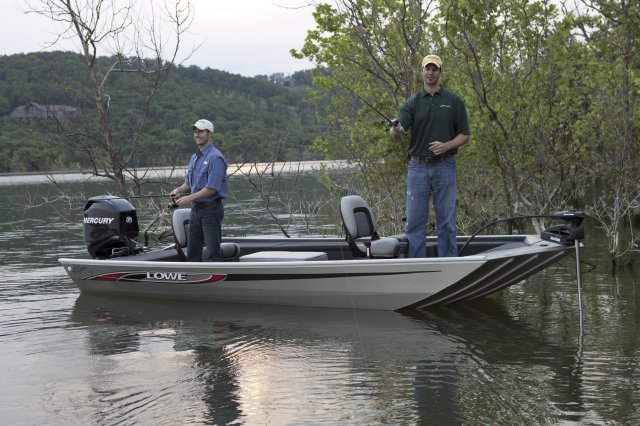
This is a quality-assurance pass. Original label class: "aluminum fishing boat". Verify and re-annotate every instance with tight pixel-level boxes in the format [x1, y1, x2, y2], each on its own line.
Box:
[59, 195, 585, 311]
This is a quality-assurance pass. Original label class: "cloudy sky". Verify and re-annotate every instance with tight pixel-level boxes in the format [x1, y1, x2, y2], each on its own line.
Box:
[0, 0, 318, 77]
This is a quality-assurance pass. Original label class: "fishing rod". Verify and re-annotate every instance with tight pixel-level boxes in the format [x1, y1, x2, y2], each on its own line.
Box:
[336, 82, 399, 128]
[356, 94, 399, 128]
[126, 194, 175, 199]
[125, 193, 186, 209]
[126, 193, 191, 200]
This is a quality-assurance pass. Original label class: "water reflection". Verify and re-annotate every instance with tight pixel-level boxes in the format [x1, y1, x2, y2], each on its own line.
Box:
[3, 175, 640, 424]
[71, 294, 578, 424]
[416, 301, 589, 423]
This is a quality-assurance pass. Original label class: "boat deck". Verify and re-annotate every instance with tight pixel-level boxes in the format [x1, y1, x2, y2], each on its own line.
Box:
[123, 234, 534, 263]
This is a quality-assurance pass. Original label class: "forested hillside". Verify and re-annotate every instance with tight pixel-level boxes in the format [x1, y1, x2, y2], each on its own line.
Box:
[0, 52, 326, 173]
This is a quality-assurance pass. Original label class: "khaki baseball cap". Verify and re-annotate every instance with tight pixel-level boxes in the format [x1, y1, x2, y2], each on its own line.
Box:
[421, 55, 442, 69]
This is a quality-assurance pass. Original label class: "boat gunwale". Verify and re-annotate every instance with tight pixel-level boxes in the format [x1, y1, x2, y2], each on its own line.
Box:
[58, 236, 571, 269]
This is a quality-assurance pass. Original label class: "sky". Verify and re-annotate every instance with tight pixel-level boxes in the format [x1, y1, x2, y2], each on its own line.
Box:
[0, 0, 318, 77]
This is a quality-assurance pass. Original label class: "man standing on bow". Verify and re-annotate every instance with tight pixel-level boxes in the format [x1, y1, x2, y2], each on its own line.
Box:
[390, 55, 470, 258]
[170, 119, 228, 262]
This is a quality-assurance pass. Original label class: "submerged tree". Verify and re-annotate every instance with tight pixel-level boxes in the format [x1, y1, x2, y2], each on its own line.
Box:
[567, 0, 640, 266]
[26, 0, 196, 197]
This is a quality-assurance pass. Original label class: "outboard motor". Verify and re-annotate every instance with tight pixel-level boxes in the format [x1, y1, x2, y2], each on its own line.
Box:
[83, 195, 142, 259]
[540, 209, 586, 245]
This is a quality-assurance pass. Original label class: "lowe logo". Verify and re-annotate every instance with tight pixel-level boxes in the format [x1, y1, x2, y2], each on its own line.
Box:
[84, 217, 115, 225]
[146, 272, 187, 281]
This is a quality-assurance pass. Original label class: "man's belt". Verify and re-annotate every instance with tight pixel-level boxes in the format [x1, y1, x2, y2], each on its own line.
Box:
[410, 153, 455, 164]
[193, 198, 222, 206]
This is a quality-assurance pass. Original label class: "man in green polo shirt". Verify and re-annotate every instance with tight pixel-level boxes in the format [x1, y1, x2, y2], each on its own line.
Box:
[390, 54, 470, 258]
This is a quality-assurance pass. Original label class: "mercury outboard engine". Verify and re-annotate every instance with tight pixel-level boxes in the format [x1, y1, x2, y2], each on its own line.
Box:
[83, 195, 143, 259]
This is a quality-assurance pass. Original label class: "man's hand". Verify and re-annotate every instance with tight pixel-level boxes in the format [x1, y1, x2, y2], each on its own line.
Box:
[169, 187, 190, 207]
[174, 195, 191, 207]
[428, 141, 448, 155]
[389, 121, 406, 139]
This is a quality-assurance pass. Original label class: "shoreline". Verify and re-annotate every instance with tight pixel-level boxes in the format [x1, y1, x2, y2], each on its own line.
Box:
[0, 160, 348, 186]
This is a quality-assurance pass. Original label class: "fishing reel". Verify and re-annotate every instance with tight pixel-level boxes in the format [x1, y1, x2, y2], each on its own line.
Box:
[166, 198, 179, 210]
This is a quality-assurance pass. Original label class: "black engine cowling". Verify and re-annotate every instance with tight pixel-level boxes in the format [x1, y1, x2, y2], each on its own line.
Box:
[83, 195, 141, 259]
[540, 209, 586, 245]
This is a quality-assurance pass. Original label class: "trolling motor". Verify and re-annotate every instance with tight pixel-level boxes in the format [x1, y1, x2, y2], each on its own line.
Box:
[540, 209, 586, 245]
[540, 209, 588, 335]
[458, 209, 587, 256]
[83, 195, 143, 259]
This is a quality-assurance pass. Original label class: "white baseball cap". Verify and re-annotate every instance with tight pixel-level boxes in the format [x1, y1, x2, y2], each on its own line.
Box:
[193, 119, 214, 132]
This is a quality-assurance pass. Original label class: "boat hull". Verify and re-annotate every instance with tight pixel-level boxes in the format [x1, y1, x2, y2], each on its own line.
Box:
[59, 235, 573, 311]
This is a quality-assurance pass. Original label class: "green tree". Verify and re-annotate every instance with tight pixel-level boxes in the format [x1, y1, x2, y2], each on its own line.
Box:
[441, 0, 591, 231]
[0, 52, 323, 174]
[293, 0, 436, 233]
[294, 0, 639, 257]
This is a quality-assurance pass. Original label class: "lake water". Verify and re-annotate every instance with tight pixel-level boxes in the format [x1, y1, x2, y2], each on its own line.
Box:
[1, 173, 638, 425]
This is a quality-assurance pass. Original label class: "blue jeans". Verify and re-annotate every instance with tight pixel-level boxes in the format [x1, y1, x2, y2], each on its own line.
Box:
[187, 201, 224, 262]
[405, 157, 458, 257]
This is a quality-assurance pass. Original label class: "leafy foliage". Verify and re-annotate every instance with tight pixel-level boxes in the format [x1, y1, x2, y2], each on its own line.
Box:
[294, 0, 639, 265]
[0, 52, 324, 173]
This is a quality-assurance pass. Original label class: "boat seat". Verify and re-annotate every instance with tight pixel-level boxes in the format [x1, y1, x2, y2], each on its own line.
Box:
[172, 208, 240, 261]
[239, 251, 328, 262]
[340, 195, 408, 258]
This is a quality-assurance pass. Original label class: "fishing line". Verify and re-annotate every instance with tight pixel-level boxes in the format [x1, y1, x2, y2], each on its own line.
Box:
[336, 205, 366, 353]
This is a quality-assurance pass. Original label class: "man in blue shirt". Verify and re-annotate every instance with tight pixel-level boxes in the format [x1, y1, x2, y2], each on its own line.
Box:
[170, 119, 228, 261]
[390, 55, 470, 258]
